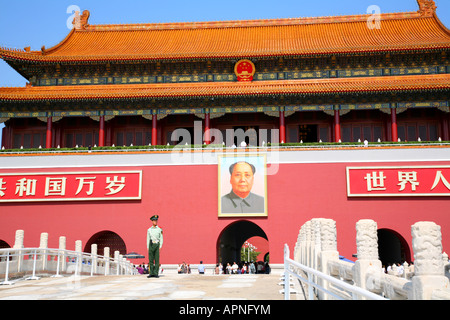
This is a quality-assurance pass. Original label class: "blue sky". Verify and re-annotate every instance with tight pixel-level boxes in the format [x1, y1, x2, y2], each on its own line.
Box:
[1, 0, 449, 145]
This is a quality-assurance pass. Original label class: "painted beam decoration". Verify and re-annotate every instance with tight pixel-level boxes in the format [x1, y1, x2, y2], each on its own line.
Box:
[346, 166, 450, 197]
[0, 170, 142, 202]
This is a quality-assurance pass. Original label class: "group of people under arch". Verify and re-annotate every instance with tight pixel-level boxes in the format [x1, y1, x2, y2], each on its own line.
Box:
[217, 261, 270, 275]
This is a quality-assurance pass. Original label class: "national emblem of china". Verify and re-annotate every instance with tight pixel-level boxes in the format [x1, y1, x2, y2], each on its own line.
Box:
[234, 59, 255, 82]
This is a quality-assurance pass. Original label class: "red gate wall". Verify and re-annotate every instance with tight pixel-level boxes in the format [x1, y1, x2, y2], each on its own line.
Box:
[0, 160, 449, 265]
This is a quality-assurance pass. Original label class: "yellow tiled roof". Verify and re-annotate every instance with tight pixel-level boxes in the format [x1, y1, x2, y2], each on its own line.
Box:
[1, 8, 449, 62]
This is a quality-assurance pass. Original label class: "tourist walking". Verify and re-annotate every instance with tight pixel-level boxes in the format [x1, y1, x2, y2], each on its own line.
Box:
[198, 261, 206, 274]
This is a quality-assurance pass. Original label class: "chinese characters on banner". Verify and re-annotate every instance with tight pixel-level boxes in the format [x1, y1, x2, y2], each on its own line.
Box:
[346, 166, 450, 197]
[0, 171, 142, 202]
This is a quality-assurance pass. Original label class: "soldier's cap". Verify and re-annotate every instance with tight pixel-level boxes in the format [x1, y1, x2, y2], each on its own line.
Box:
[150, 215, 159, 221]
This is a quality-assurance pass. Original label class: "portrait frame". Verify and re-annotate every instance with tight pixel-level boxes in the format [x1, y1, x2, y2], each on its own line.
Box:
[218, 154, 268, 217]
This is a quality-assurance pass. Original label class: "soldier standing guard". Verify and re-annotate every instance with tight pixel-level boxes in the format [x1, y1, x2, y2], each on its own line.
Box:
[147, 215, 163, 278]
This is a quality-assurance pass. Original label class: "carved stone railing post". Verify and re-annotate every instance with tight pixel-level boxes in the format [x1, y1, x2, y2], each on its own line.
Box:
[39, 232, 48, 271]
[75, 240, 82, 274]
[13, 230, 24, 272]
[410, 221, 449, 300]
[305, 221, 312, 267]
[91, 244, 98, 274]
[59, 236, 66, 272]
[119, 254, 124, 275]
[312, 219, 322, 274]
[318, 219, 339, 300]
[299, 226, 306, 265]
[354, 219, 382, 299]
[114, 251, 120, 275]
[104, 247, 110, 275]
[294, 229, 301, 263]
[402, 262, 409, 279]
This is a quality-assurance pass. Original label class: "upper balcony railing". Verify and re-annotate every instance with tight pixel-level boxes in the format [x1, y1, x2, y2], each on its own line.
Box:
[1, 140, 450, 155]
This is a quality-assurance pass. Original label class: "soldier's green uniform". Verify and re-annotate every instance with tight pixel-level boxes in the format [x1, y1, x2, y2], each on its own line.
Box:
[147, 215, 163, 278]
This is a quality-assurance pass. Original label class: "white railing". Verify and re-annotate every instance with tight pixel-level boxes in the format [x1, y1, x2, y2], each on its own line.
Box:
[286, 218, 450, 300]
[0, 247, 137, 285]
[283, 244, 386, 300]
[1, 141, 450, 155]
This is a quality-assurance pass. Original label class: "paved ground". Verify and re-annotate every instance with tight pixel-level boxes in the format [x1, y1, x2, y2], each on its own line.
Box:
[0, 272, 306, 300]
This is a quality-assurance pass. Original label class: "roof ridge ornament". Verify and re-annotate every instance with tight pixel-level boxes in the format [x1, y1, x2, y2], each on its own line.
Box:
[417, 0, 437, 16]
[73, 10, 90, 30]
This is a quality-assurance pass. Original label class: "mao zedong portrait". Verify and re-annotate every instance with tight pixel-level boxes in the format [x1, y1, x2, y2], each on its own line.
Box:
[221, 161, 265, 214]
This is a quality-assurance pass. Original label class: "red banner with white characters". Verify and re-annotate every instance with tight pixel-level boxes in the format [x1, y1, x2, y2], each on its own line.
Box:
[0, 171, 142, 202]
[347, 166, 450, 197]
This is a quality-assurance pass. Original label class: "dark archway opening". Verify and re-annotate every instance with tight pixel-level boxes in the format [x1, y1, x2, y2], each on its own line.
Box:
[378, 229, 411, 267]
[0, 240, 11, 249]
[84, 230, 127, 258]
[217, 220, 268, 265]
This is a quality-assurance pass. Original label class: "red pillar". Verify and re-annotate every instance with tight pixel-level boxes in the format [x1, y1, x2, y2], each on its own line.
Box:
[99, 115, 105, 147]
[204, 113, 211, 145]
[442, 116, 449, 141]
[152, 115, 157, 146]
[334, 110, 341, 142]
[6, 126, 12, 149]
[279, 111, 286, 143]
[1, 125, 9, 149]
[46, 117, 52, 149]
[391, 108, 398, 142]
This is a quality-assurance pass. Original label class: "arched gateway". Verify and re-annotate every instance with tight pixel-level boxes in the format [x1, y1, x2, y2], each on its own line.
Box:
[217, 220, 268, 265]
[378, 229, 411, 266]
[84, 231, 127, 258]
